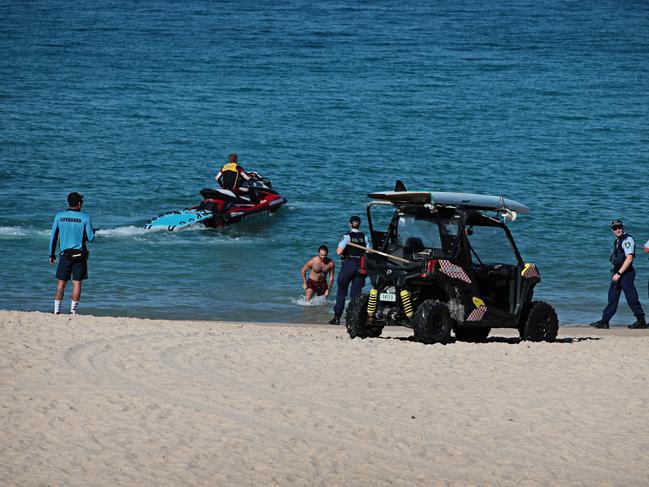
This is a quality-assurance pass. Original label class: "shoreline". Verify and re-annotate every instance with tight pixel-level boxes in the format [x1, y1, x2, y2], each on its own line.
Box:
[3, 308, 647, 334]
[2, 310, 649, 485]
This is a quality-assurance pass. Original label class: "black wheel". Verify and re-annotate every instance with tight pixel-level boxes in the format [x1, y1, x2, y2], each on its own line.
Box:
[520, 301, 558, 342]
[345, 294, 383, 339]
[454, 327, 491, 342]
[412, 300, 453, 344]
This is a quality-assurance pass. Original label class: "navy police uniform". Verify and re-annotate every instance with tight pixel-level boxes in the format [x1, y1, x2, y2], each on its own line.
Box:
[645, 238, 649, 299]
[330, 216, 371, 324]
[594, 221, 646, 328]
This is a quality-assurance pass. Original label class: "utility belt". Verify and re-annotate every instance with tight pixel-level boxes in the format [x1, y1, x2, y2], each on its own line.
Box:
[62, 248, 88, 262]
[342, 255, 367, 275]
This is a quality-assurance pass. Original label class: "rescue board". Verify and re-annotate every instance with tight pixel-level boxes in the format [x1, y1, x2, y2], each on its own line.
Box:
[367, 191, 530, 214]
[144, 209, 214, 231]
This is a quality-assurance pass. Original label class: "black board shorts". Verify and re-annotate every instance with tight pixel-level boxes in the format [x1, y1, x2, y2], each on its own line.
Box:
[56, 253, 88, 281]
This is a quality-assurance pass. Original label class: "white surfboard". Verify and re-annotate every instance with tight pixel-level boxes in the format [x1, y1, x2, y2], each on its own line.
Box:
[367, 190, 530, 214]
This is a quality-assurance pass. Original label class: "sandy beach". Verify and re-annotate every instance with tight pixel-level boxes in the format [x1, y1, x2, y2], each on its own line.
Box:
[2, 310, 649, 486]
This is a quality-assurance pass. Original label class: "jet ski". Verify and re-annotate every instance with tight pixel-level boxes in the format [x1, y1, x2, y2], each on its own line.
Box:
[144, 173, 287, 231]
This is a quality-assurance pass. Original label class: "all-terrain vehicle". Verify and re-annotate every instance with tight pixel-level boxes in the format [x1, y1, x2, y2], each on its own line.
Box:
[345, 182, 558, 344]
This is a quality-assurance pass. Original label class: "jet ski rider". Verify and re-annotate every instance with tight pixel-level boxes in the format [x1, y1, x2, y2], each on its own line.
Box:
[215, 152, 250, 189]
[215, 153, 260, 203]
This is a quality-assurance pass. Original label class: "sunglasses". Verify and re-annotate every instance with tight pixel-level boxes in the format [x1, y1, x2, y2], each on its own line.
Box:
[611, 226, 623, 231]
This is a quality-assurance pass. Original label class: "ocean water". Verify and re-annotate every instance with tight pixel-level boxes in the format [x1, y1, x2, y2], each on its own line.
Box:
[1, 0, 648, 325]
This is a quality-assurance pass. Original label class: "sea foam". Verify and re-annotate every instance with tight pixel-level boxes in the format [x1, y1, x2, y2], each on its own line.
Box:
[291, 295, 331, 307]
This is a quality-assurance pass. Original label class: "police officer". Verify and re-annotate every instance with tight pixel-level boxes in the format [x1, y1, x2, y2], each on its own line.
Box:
[590, 220, 646, 329]
[328, 215, 371, 325]
[49, 192, 95, 315]
[645, 238, 649, 299]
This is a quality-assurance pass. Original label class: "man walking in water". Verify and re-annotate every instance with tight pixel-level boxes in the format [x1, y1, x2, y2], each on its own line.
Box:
[49, 192, 94, 315]
[300, 245, 335, 301]
[329, 215, 371, 325]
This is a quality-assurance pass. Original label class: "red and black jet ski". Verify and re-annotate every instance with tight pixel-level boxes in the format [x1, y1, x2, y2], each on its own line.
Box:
[144, 173, 287, 231]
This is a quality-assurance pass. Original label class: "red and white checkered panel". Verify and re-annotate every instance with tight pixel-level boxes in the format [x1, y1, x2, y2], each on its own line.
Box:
[522, 263, 540, 279]
[466, 306, 487, 322]
[438, 259, 472, 284]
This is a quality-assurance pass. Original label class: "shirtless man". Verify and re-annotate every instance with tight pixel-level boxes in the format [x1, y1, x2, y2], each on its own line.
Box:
[300, 245, 335, 301]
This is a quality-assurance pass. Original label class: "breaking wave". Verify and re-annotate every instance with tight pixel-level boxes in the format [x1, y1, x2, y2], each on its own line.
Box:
[0, 226, 49, 238]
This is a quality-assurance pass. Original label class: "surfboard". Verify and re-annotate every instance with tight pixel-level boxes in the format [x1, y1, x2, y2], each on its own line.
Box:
[367, 191, 530, 214]
[144, 209, 214, 231]
[368, 191, 432, 204]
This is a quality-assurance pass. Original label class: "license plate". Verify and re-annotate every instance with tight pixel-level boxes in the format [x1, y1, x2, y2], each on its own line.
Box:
[380, 292, 397, 302]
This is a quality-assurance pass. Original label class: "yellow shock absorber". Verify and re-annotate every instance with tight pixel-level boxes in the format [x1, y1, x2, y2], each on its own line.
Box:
[400, 290, 414, 318]
[367, 288, 378, 316]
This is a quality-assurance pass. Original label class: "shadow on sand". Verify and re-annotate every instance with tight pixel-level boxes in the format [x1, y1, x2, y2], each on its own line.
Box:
[377, 335, 602, 345]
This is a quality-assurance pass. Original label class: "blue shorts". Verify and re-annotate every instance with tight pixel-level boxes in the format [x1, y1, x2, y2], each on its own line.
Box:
[56, 253, 88, 281]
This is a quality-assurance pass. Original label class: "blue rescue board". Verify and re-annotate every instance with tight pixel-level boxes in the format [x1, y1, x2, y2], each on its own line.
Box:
[144, 209, 214, 231]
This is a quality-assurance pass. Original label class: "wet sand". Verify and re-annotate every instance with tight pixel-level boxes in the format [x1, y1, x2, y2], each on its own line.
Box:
[2, 310, 649, 486]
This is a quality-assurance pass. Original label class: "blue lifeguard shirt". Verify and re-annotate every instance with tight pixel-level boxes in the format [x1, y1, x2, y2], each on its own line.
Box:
[49, 209, 94, 257]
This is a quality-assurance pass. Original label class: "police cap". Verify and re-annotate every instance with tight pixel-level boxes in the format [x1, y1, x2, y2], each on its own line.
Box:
[611, 219, 624, 229]
[349, 215, 361, 225]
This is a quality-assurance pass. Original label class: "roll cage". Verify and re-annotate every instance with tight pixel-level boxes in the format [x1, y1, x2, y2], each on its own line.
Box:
[366, 201, 524, 266]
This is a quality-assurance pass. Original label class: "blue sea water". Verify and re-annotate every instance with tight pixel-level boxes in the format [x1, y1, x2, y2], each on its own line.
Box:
[1, 0, 648, 325]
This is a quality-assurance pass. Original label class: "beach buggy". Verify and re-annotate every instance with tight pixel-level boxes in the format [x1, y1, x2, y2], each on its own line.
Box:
[344, 183, 558, 344]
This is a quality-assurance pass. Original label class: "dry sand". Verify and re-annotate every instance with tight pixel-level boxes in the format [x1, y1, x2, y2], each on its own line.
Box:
[2, 310, 649, 486]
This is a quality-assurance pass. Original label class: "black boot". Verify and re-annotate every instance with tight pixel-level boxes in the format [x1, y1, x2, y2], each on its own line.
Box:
[328, 315, 340, 325]
[628, 316, 647, 329]
[590, 320, 609, 329]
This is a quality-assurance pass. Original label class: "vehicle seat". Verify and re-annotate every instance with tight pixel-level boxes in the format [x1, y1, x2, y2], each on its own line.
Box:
[404, 237, 425, 255]
[383, 243, 407, 262]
